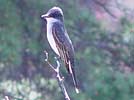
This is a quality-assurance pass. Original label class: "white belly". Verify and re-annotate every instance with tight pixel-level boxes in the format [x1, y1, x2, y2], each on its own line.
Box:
[47, 21, 60, 56]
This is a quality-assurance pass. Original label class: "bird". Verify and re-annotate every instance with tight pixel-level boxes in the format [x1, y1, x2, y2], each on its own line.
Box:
[41, 6, 79, 93]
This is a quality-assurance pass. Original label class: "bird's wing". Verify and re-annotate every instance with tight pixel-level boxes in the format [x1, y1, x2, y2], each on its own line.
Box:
[52, 22, 79, 93]
[52, 22, 74, 73]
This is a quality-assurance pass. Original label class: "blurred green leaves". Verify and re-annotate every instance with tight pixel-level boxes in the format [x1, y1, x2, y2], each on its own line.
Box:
[0, 0, 22, 65]
[0, 0, 134, 100]
[0, 76, 60, 100]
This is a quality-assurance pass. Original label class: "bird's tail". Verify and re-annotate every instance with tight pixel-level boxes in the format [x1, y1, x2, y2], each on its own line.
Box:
[67, 61, 79, 93]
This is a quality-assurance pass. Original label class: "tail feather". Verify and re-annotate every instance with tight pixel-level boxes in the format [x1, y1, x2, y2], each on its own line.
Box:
[68, 61, 79, 93]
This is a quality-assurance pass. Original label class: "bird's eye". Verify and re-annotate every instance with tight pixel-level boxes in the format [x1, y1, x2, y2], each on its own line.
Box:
[49, 11, 62, 18]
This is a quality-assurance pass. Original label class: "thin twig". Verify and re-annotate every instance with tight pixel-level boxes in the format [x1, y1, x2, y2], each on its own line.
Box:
[44, 51, 56, 71]
[44, 51, 71, 100]
[93, 0, 117, 19]
[5, 96, 9, 100]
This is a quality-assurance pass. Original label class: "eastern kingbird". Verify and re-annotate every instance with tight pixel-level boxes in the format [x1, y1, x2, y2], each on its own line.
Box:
[41, 7, 79, 93]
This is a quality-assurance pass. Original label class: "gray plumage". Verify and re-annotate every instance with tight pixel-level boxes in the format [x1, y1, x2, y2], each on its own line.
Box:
[41, 7, 79, 93]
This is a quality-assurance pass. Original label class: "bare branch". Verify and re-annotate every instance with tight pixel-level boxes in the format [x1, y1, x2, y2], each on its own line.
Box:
[44, 51, 71, 100]
[93, 0, 117, 19]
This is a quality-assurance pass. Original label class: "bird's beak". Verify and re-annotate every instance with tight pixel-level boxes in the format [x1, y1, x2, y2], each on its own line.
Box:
[41, 13, 49, 18]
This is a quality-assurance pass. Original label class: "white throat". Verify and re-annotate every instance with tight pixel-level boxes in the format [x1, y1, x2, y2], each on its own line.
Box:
[46, 18, 60, 56]
[46, 17, 58, 24]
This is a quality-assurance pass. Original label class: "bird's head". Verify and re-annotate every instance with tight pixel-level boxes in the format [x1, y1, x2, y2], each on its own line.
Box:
[41, 6, 64, 21]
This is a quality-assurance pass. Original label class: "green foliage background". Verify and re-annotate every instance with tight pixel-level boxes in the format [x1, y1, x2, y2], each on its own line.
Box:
[0, 0, 133, 100]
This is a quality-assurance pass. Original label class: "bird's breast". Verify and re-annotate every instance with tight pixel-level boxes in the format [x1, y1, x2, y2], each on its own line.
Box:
[47, 22, 60, 56]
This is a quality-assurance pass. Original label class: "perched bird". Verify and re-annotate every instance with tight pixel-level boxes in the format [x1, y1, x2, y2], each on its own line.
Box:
[41, 6, 79, 93]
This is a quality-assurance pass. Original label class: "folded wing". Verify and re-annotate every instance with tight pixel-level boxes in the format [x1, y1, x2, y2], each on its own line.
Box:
[52, 22, 79, 93]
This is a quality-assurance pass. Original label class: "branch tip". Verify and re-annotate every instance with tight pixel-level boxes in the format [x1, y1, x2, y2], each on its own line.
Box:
[5, 96, 9, 100]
